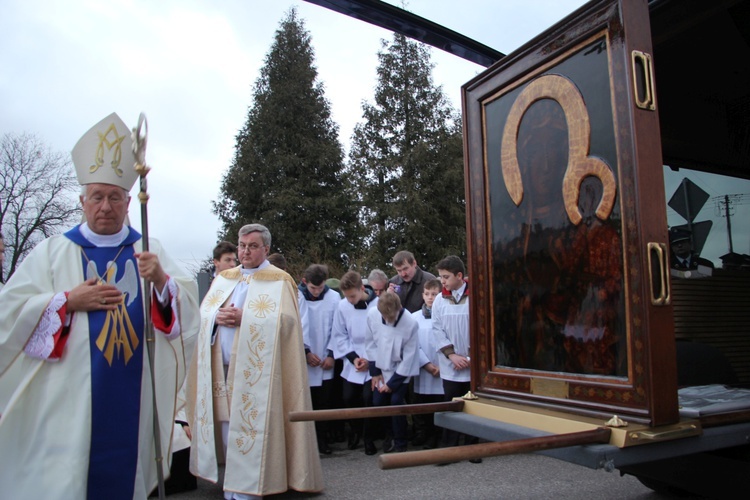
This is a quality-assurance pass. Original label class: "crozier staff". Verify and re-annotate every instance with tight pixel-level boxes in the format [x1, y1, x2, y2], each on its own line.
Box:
[0, 112, 200, 499]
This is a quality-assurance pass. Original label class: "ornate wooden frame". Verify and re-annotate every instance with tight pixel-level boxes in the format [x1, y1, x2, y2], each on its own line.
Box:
[463, 0, 678, 426]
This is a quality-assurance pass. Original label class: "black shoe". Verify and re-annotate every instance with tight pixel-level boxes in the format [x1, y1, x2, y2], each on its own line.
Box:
[422, 436, 439, 450]
[382, 435, 393, 452]
[411, 433, 428, 446]
[364, 442, 377, 455]
[347, 432, 360, 450]
[469, 458, 483, 464]
[318, 442, 332, 455]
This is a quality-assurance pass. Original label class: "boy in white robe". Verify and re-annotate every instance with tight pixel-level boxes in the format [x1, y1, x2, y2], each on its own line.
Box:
[366, 292, 420, 453]
[330, 270, 379, 455]
[411, 278, 444, 449]
[299, 264, 340, 454]
[432, 255, 480, 458]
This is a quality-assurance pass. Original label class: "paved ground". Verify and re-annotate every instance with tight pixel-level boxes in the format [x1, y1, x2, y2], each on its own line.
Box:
[170, 438, 680, 500]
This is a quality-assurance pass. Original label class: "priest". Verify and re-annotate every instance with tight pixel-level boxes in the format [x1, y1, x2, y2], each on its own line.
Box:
[0, 112, 200, 499]
[185, 223, 323, 500]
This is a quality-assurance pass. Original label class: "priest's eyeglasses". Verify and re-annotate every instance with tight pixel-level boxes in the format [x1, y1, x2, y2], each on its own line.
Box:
[238, 243, 264, 252]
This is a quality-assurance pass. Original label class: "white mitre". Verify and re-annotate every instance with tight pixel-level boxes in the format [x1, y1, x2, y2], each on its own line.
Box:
[72, 112, 138, 191]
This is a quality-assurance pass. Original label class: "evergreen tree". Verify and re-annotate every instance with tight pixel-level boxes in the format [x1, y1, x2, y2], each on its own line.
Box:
[349, 33, 465, 272]
[214, 8, 359, 276]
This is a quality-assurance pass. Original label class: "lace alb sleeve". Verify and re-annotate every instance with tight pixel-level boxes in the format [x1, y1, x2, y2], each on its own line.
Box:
[24, 292, 67, 361]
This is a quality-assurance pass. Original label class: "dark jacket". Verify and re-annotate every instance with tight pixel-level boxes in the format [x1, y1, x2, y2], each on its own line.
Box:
[389, 266, 436, 313]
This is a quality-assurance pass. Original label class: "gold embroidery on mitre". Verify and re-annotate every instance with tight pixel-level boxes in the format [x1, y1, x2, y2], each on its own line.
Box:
[247, 293, 276, 318]
[90, 123, 126, 177]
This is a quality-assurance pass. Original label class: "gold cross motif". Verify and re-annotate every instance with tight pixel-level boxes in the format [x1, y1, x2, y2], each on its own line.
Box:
[247, 293, 276, 318]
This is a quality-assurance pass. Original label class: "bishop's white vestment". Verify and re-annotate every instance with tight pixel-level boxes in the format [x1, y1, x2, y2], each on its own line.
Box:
[0, 225, 200, 500]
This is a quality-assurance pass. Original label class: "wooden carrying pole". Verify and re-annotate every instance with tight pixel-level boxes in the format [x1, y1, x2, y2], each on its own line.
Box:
[132, 113, 166, 500]
[378, 427, 612, 470]
[289, 400, 465, 422]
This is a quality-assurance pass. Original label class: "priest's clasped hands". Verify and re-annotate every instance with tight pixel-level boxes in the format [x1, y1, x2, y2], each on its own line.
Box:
[216, 304, 243, 328]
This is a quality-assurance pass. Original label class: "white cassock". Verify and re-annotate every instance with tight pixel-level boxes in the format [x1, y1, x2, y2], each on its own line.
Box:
[299, 286, 340, 387]
[330, 293, 378, 385]
[412, 309, 444, 395]
[365, 308, 421, 382]
[432, 286, 470, 383]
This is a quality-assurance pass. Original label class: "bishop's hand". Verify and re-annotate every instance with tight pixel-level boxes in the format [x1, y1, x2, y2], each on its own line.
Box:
[67, 277, 123, 312]
[135, 251, 167, 293]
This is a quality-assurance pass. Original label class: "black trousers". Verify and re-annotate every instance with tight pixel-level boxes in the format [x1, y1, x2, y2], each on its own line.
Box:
[441, 379, 478, 447]
[342, 379, 377, 443]
[412, 392, 443, 440]
[310, 379, 334, 442]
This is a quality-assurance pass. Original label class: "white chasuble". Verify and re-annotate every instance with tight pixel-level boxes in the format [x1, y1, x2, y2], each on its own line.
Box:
[188, 266, 323, 497]
[0, 230, 200, 499]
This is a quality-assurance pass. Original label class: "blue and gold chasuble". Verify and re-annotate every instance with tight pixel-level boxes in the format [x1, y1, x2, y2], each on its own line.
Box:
[64, 226, 144, 500]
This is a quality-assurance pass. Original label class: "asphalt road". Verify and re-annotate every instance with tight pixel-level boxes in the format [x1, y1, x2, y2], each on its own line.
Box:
[170, 439, 678, 500]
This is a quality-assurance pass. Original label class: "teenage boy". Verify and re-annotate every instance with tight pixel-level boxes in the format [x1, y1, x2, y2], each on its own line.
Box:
[212, 241, 238, 275]
[331, 271, 379, 455]
[366, 292, 420, 453]
[299, 264, 340, 454]
[432, 255, 480, 461]
[411, 278, 444, 449]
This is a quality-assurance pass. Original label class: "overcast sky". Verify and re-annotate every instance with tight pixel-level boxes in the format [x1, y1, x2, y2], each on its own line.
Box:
[2, 0, 594, 272]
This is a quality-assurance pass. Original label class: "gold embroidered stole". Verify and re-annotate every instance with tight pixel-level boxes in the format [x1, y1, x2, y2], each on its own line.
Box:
[210, 334, 230, 422]
[190, 267, 323, 494]
[223, 272, 285, 493]
[191, 267, 242, 482]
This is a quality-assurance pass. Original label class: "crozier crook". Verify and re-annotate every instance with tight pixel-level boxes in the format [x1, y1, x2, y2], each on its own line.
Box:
[500, 74, 616, 225]
[131, 113, 166, 500]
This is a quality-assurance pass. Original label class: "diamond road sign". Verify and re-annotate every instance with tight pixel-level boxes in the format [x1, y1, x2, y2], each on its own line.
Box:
[668, 178, 709, 223]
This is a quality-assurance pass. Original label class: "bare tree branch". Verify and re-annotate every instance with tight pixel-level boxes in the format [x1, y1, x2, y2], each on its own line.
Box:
[0, 132, 81, 282]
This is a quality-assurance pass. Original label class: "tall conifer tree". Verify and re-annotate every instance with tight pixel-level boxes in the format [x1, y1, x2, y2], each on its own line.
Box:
[349, 33, 465, 271]
[214, 8, 358, 274]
